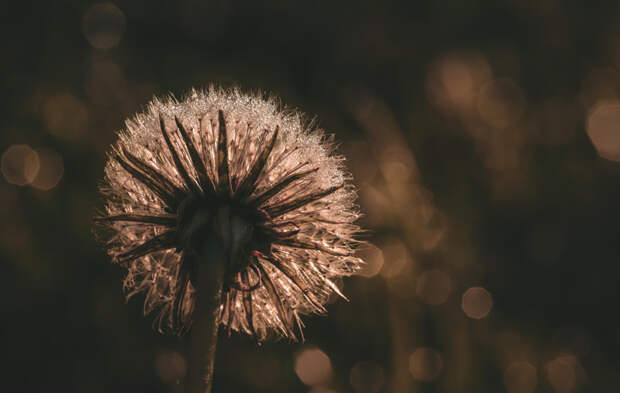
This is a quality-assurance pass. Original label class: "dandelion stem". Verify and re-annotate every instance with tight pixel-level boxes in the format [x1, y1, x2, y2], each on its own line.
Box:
[184, 237, 226, 393]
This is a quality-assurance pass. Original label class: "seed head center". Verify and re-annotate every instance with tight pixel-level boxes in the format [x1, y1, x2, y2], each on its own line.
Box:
[177, 194, 257, 278]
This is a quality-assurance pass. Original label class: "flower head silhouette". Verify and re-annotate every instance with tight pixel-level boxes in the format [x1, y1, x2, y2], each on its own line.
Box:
[96, 87, 362, 342]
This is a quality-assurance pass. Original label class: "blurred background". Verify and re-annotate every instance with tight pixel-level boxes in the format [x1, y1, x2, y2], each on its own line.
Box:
[2, 1, 620, 392]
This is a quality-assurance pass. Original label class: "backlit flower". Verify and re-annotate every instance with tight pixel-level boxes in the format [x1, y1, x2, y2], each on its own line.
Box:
[95, 87, 362, 341]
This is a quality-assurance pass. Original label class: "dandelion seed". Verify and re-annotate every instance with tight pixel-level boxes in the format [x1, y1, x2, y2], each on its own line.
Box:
[95, 86, 363, 392]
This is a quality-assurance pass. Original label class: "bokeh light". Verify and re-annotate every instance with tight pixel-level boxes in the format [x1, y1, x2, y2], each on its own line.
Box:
[586, 102, 620, 161]
[477, 79, 526, 129]
[154, 350, 186, 383]
[409, 347, 443, 381]
[461, 287, 493, 319]
[355, 243, 384, 277]
[349, 361, 385, 393]
[358, 184, 392, 226]
[379, 238, 411, 279]
[379, 145, 418, 183]
[342, 140, 380, 182]
[294, 347, 332, 386]
[82, 3, 126, 50]
[416, 269, 452, 305]
[1, 145, 40, 186]
[504, 361, 537, 393]
[426, 51, 491, 111]
[4, 2, 620, 392]
[31, 148, 64, 190]
[546, 355, 582, 393]
[439, 57, 475, 105]
[41, 93, 89, 140]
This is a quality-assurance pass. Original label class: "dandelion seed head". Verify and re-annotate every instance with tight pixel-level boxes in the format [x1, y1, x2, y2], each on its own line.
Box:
[96, 86, 362, 341]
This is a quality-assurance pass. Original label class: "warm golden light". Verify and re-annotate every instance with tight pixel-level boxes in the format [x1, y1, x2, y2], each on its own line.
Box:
[349, 361, 385, 393]
[546, 355, 580, 393]
[358, 184, 391, 226]
[416, 269, 452, 305]
[504, 361, 537, 393]
[586, 102, 620, 161]
[31, 148, 64, 190]
[477, 79, 526, 129]
[439, 58, 475, 104]
[7, 3, 618, 393]
[379, 145, 418, 184]
[409, 347, 443, 381]
[154, 350, 187, 383]
[1, 145, 40, 186]
[379, 238, 411, 279]
[42, 93, 89, 140]
[461, 287, 493, 319]
[82, 2, 126, 50]
[342, 140, 380, 183]
[426, 52, 491, 111]
[294, 347, 333, 386]
[356, 243, 384, 277]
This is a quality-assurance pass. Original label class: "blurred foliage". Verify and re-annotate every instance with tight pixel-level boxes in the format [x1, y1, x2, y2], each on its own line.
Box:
[2, 1, 620, 392]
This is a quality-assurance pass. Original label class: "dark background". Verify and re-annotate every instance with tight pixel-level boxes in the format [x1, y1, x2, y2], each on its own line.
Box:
[2, 1, 620, 392]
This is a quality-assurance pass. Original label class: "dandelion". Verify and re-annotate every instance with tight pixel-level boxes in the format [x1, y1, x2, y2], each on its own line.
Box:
[95, 87, 362, 392]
